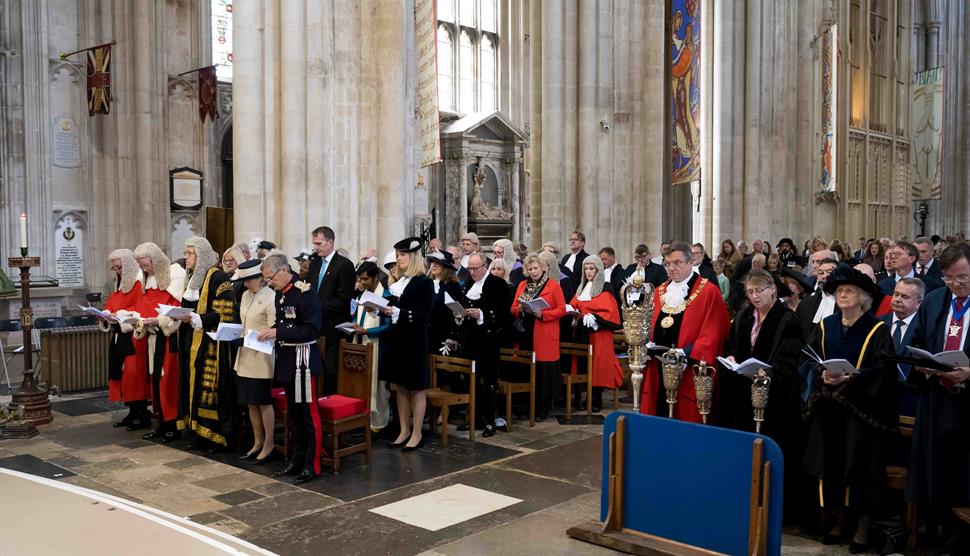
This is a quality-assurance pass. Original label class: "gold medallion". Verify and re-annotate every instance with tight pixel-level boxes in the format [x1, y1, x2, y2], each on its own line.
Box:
[660, 315, 675, 329]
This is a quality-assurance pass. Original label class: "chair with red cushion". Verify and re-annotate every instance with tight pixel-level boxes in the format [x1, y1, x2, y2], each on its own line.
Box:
[319, 340, 374, 473]
[271, 387, 288, 457]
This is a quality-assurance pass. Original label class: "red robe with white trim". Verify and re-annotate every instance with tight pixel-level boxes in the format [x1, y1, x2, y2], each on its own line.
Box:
[571, 291, 625, 388]
[135, 287, 181, 421]
[640, 277, 730, 422]
[104, 284, 149, 403]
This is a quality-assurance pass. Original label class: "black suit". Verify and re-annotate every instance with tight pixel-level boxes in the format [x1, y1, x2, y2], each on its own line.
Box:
[695, 262, 720, 292]
[604, 264, 626, 308]
[461, 274, 512, 427]
[877, 272, 945, 296]
[879, 312, 919, 417]
[307, 252, 357, 395]
[560, 249, 590, 282]
[794, 289, 834, 345]
[915, 259, 943, 282]
[906, 287, 970, 533]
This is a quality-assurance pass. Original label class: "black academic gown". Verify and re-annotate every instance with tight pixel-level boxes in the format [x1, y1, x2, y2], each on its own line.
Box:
[380, 275, 435, 391]
[461, 274, 511, 423]
[905, 287, 970, 521]
[623, 262, 668, 288]
[428, 279, 465, 356]
[802, 312, 897, 514]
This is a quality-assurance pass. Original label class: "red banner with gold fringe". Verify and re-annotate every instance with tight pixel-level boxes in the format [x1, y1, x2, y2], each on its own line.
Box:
[86, 45, 112, 115]
[199, 65, 219, 123]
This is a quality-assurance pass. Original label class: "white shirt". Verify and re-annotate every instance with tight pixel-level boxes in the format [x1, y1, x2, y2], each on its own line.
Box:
[604, 264, 618, 282]
[892, 312, 917, 380]
[388, 275, 412, 324]
[812, 292, 836, 324]
[565, 252, 578, 272]
[577, 282, 594, 302]
[916, 259, 935, 274]
[460, 254, 470, 269]
[651, 255, 663, 266]
[466, 274, 486, 301]
[662, 275, 691, 307]
[894, 268, 915, 282]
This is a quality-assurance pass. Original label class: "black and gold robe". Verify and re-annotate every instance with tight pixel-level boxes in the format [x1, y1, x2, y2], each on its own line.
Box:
[178, 267, 238, 446]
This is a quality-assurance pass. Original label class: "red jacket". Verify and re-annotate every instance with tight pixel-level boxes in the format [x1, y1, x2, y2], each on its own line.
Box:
[105, 284, 149, 403]
[571, 291, 624, 388]
[511, 279, 567, 362]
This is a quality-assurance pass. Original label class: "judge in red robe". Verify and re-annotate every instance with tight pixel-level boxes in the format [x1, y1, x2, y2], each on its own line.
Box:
[570, 255, 624, 412]
[101, 248, 150, 429]
[133, 242, 186, 443]
[641, 241, 730, 423]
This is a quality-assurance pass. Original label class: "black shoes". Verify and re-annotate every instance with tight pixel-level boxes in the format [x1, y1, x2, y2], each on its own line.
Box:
[126, 416, 151, 431]
[482, 424, 496, 438]
[113, 414, 133, 428]
[293, 468, 319, 485]
[273, 462, 300, 477]
[142, 429, 163, 440]
[251, 452, 276, 465]
[401, 437, 425, 452]
[160, 430, 178, 443]
[239, 447, 262, 461]
[390, 436, 410, 448]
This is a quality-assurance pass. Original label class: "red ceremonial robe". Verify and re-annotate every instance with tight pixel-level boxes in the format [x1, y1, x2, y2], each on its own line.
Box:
[104, 284, 149, 403]
[135, 287, 180, 421]
[640, 277, 730, 422]
[571, 291, 624, 388]
[510, 279, 567, 362]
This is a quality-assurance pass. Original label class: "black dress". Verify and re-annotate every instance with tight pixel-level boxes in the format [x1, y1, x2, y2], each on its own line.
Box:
[802, 312, 897, 515]
[428, 279, 464, 356]
[380, 275, 435, 391]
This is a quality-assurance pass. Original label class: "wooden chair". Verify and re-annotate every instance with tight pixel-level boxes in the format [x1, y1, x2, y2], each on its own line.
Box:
[560, 342, 594, 418]
[498, 347, 535, 432]
[885, 414, 917, 552]
[426, 354, 476, 447]
[318, 340, 374, 473]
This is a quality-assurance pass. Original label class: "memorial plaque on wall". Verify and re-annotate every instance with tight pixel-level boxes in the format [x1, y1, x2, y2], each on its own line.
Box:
[55, 214, 84, 287]
[52, 115, 81, 168]
[170, 167, 203, 210]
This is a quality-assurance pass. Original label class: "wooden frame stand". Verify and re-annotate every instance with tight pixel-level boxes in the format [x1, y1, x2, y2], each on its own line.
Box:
[567, 417, 772, 556]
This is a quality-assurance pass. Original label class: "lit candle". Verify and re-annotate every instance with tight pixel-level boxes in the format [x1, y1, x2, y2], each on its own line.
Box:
[19, 213, 27, 249]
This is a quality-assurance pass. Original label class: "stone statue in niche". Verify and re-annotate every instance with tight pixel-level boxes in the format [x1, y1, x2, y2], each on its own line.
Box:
[468, 164, 510, 220]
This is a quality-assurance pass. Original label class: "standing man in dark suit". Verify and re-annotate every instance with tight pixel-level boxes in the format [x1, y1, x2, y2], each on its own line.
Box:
[625, 244, 668, 288]
[690, 243, 720, 291]
[307, 226, 356, 395]
[906, 243, 970, 554]
[878, 241, 945, 296]
[459, 252, 511, 437]
[597, 247, 625, 305]
[879, 278, 924, 417]
[914, 236, 943, 281]
[560, 230, 590, 283]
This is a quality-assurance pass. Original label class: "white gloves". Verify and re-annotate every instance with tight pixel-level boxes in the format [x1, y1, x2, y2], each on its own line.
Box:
[189, 312, 203, 330]
[438, 341, 451, 356]
[582, 313, 598, 330]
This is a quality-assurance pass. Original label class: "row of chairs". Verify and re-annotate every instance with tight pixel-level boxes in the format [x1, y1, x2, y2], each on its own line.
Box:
[273, 338, 620, 473]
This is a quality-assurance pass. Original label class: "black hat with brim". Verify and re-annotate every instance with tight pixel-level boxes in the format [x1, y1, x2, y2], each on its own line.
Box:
[393, 237, 424, 253]
[822, 264, 879, 297]
[427, 250, 458, 270]
[776, 237, 795, 249]
[778, 268, 813, 295]
[231, 259, 262, 281]
[257, 240, 276, 250]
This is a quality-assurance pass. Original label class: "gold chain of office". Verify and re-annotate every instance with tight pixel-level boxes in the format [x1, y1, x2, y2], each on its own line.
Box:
[657, 278, 708, 329]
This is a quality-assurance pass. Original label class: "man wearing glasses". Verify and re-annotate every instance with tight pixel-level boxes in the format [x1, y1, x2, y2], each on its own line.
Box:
[906, 242, 970, 553]
[560, 230, 590, 282]
[623, 244, 667, 288]
[639, 241, 730, 423]
[258, 253, 325, 484]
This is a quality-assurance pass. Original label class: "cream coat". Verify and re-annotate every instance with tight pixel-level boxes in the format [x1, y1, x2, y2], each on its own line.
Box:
[234, 285, 276, 379]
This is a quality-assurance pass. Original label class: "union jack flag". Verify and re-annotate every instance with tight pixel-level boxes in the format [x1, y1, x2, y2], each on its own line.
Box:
[87, 45, 111, 115]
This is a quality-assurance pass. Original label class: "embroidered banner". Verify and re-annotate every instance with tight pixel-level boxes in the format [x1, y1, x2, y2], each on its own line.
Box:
[86, 45, 112, 115]
[415, 0, 441, 167]
[912, 67, 944, 200]
[670, 0, 701, 185]
[818, 24, 838, 194]
[199, 65, 219, 123]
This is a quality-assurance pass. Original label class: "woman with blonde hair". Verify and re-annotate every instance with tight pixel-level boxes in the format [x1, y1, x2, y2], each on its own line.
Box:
[569, 256, 624, 412]
[378, 238, 435, 451]
[510, 252, 566, 420]
[493, 238, 522, 285]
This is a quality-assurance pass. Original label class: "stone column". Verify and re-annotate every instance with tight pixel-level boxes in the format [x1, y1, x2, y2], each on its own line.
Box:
[711, 0, 745, 244]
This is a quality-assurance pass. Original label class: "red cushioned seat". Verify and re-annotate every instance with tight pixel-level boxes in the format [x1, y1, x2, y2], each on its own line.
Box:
[317, 394, 366, 420]
[271, 388, 286, 411]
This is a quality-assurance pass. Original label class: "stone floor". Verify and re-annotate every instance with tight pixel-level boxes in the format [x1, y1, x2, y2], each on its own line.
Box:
[0, 390, 907, 556]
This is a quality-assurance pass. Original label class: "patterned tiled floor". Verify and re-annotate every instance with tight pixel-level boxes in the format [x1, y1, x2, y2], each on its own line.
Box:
[0, 391, 924, 555]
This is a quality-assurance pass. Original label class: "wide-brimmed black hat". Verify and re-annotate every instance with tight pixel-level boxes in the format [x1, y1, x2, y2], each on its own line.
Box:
[427, 250, 458, 270]
[777, 268, 813, 295]
[231, 259, 262, 281]
[393, 237, 423, 253]
[294, 248, 313, 262]
[822, 264, 878, 297]
[776, 237, 795, 249]
[257, 240, 276, 250]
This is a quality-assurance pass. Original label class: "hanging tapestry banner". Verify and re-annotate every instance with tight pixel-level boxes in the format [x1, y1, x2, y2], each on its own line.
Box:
[199, 65, 219, 123]
[670, 0, 701, 185]
[415, 0, 441, 167]
[818, 24, 838, 194]
[912, 67, 944, 200]
[87, 44, 112, 115]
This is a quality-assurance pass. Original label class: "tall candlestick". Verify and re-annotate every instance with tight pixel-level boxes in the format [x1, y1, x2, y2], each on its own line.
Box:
[19, 213, 28, 249]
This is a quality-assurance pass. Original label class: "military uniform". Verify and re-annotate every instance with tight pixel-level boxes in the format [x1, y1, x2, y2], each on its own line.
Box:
[274, 276, 324, 477]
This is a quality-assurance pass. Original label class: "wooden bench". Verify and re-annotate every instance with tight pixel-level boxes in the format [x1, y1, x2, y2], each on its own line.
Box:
[426, 354, 476, 447]
[498, 347, 536, 432]
[319, 340, 374, 474]
[561, 342, 594, 419]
